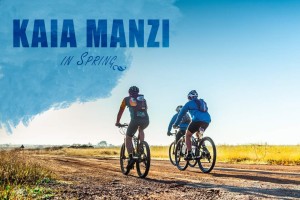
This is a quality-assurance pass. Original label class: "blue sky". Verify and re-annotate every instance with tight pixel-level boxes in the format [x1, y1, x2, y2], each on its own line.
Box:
[1, 0, 300, 145]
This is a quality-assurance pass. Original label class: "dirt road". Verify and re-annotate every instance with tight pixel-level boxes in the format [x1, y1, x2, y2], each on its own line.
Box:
[37, 155, 300, 199]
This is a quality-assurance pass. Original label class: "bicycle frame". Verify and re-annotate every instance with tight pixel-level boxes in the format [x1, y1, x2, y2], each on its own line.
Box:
[119, 124, 141, 159]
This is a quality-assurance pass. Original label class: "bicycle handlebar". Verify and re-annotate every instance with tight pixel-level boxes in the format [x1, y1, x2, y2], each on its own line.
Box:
[117, 123, 128, 128]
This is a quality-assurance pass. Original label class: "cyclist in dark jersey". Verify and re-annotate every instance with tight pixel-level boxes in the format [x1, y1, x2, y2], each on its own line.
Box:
[173, 90, 211, 160]
[115, 86, 149, 169]
[167, 105, 191, 143]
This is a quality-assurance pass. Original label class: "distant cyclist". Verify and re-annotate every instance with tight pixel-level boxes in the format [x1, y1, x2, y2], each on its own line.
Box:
[173, 90, 211, 160]
[115, 86, 149, 169]
[167, 105, 191, 143]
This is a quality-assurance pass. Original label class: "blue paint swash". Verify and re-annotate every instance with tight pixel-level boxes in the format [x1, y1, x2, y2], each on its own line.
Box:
[0, 48, 130, 133]
[0, 0, 180, 133]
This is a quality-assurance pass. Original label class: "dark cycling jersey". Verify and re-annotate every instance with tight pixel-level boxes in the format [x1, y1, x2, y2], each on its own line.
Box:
[119, 96, 149, 120]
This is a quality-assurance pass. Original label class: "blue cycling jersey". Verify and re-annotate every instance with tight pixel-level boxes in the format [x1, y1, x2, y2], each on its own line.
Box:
[174, 99, 211, 126]
[167, 113, 190, 132]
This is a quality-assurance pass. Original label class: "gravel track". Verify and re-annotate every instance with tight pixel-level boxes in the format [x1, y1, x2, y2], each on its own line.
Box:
[36, 155, 300, 199]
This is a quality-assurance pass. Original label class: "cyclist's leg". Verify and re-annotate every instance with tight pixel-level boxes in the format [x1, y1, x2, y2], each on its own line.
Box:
[137, 119, 149, 142]
[198, 121, 209, 150]
[176, 130, 185, 144]
[126, 120, 139, 155]
[185, 130, 193, 151]
[138, 127, 144, 142]
[186, 122, 202, 151]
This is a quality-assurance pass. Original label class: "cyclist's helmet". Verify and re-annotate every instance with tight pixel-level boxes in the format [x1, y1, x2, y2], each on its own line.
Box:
[176, 105, 183, 112]
[129, 86, 139, 97]
[187, 90, 198, 100]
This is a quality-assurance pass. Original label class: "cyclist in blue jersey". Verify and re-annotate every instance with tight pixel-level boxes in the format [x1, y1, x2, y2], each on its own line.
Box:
[167, 105, 191, 143]
[173, 90, 211, 160]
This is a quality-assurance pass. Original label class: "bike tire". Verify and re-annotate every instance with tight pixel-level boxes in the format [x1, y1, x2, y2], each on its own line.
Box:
[174, 138, 188, 171]
[197, 137, 216, 173]
[120, 143, 130, 175]
[136, 141, 151, 178]
[168, 142, 176, 166]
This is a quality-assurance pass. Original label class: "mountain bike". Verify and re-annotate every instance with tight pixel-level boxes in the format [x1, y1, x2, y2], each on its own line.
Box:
[169, 134, 200, 168]
[169, 129, 192, 166]
[118, 123, 151, 178]
[174, 131, 216, 173]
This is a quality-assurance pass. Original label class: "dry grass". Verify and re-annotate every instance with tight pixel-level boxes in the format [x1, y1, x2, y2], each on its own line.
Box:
[31, 144, 300, 165]
[0, 150, 55, 199]
[35, 147, 119, 157]
[217, 144, 300, 165]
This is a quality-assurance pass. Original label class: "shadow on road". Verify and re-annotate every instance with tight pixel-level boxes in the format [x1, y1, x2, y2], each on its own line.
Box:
[186, 166, 300, 185]
[186, 182, 300, 200]
[215, 167, 300, 177]
[144, 170, 300, 199]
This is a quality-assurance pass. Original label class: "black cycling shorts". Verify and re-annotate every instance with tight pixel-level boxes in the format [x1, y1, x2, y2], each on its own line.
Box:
[188, 121, 209, 133]
[126, 119, 149, 137]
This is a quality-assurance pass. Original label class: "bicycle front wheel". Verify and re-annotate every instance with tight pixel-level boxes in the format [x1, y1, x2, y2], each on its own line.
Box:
[197, 137, 216, 173]
[120, 143, 130, 175]
[175, 138, 188, 171]
[136, 141, 151, 178]
[168, 142, 176, 166]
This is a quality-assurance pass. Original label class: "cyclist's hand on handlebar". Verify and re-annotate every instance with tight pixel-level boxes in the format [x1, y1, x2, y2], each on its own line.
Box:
[115, 122, 121, 127]
[172, 124, 179, 129]
[167, 132, 172, 136]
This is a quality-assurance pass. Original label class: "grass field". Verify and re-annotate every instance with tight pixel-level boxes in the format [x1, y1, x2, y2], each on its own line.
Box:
[0, 150, 55, 199]
[1, 144, 299, 198]
[38, 144, 300, 165]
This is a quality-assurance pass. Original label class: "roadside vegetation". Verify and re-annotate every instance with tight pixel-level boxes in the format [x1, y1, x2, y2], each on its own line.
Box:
[33, 144, 300, 165]
[0, 150, 55, 199]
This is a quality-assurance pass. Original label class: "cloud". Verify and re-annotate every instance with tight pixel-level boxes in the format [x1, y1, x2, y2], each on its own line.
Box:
[0, 0, 180, 133]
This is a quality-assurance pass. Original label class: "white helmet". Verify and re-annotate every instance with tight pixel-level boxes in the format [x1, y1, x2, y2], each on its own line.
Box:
[187, 90, 198, 100]
[176, 105, 183, 112]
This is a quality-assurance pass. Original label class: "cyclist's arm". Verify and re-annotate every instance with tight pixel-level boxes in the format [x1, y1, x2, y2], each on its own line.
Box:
[173, 103, 189, 127]
[168, 114, 178, 132]
[116, 98, 126, 124]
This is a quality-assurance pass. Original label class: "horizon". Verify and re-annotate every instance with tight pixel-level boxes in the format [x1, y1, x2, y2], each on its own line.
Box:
[1, 0, 300, 146]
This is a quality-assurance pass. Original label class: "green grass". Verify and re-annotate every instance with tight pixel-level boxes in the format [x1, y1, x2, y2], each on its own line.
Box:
[0, 150, 56, 199]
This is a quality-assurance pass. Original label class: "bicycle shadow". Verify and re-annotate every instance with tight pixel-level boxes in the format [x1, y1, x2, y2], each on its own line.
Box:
[209, 168, 300, 185]
[214, 167, 300, 177]
[143, 170, 300, 199]
[184, 181, 300, 199]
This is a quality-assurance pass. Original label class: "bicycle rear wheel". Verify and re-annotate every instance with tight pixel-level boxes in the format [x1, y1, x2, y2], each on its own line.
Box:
[197, 137, 216, 173]
[168, 142, 176, 166]
[174, 138, 188, 171]
[120, 143, 130, 175]
[136, 141, 151, 178]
